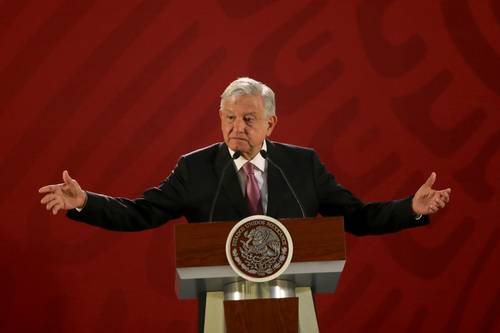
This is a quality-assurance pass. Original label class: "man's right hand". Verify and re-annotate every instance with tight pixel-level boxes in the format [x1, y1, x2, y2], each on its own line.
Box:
[39, 170, 87, 215]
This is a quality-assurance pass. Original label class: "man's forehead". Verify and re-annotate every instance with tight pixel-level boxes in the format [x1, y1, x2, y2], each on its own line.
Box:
[221, 98, 264, 113]
[223, 94, 263, 106]
[221, 109, 259, 117]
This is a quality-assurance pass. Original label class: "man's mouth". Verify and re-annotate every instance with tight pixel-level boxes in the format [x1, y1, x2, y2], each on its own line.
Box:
[230, 137, 248, 142]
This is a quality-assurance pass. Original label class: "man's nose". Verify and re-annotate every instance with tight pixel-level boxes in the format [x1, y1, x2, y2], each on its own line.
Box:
[233, 117, 246, 132]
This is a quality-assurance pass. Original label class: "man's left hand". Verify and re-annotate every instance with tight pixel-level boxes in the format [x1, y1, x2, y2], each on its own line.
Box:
[412, 172, 451, 215]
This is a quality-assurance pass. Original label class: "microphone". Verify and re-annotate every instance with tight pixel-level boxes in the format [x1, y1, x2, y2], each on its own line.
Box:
[260, 150, 306, 218]
[209, 151, 241, 222]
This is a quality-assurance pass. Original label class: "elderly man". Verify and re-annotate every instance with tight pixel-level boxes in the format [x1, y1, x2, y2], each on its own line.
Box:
[39, 77, 450, 234]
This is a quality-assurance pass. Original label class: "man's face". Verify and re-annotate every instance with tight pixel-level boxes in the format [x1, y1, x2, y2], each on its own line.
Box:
[220, 94, 277, 160]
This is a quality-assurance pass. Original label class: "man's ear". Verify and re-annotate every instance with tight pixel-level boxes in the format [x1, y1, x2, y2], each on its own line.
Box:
[266, 115, 278, 135]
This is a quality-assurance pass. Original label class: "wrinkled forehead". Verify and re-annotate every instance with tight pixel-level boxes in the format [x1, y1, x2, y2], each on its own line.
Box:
[222, 92, 263, 103]
[220, 94, 265, 113]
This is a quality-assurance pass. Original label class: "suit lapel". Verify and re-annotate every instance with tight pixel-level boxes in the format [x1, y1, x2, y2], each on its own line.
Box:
[214, 143, 249, 218]
[265, 141, 289, 218]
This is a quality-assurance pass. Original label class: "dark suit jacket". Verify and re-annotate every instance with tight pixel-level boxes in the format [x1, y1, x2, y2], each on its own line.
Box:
[67, 141, 428, 235]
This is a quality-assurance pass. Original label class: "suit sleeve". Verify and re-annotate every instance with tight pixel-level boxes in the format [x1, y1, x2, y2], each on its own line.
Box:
[66, 157, 190, 231]
[312, 152, 429, 235]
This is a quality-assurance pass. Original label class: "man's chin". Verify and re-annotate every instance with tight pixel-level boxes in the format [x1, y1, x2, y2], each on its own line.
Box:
[233, 148, 250, 156]
[228, 141, 249, 152]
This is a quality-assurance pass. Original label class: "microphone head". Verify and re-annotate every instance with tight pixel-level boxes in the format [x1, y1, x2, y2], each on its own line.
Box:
[259, 150, 268, 159]
[233, 151, 241, 159]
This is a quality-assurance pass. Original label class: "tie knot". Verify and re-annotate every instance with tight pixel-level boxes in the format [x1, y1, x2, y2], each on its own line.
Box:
[243, 162, 255, 175]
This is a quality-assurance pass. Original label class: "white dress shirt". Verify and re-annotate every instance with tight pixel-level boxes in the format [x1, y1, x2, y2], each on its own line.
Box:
[228, 141, 268, 214]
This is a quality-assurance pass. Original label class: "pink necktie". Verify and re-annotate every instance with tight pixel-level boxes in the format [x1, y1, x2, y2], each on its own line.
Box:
[243, 162, 263, 215]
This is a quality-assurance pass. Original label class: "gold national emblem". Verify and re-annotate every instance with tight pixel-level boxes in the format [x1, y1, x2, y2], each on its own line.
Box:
[226, 215, 294, 282]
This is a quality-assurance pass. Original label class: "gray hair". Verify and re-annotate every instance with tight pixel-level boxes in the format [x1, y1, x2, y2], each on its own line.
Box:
[220, 77, 276, 117]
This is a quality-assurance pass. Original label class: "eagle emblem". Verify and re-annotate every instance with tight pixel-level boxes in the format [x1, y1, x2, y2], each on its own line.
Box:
[226, 215, 293, 282]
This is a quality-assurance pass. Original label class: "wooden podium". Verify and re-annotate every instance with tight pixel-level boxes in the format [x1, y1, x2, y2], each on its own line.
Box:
[175, 217, 345, 332]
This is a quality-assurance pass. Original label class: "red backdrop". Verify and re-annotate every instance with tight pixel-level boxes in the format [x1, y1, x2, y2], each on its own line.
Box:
[1, 0, 499, 332]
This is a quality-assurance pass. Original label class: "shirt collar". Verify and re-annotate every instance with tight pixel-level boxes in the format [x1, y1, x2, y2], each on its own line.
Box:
[228, 140, 267, 172]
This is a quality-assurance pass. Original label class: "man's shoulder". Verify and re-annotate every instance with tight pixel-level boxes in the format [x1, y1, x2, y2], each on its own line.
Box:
[268, 141, 315, 156]
[180, 142, 224, 162]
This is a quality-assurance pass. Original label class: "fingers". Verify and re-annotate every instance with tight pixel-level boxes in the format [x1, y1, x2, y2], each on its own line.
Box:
[62, 170, 81, 194]
[52, 202, 64, 215]
[41, 193, 58, 204]
[428, 205, 438, 214]
[62, 170, 72, 186]
[426, 188, 451, 214]
[434, 198, 446, 209]
[439, 188, 451, 203]
[53, 205, 62, 215]
[46, 198, 59, 211]
[43, 195, 64, 215]
[38, 184, 62, 193]
[423, 172, 436, 188]
[39, 170, 75, 194]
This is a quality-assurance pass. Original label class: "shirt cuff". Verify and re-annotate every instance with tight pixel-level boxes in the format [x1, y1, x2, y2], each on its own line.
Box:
[74, 192, 88, 212]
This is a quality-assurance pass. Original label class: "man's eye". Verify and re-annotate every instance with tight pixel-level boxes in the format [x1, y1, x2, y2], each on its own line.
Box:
[244, 117, 256, 123]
